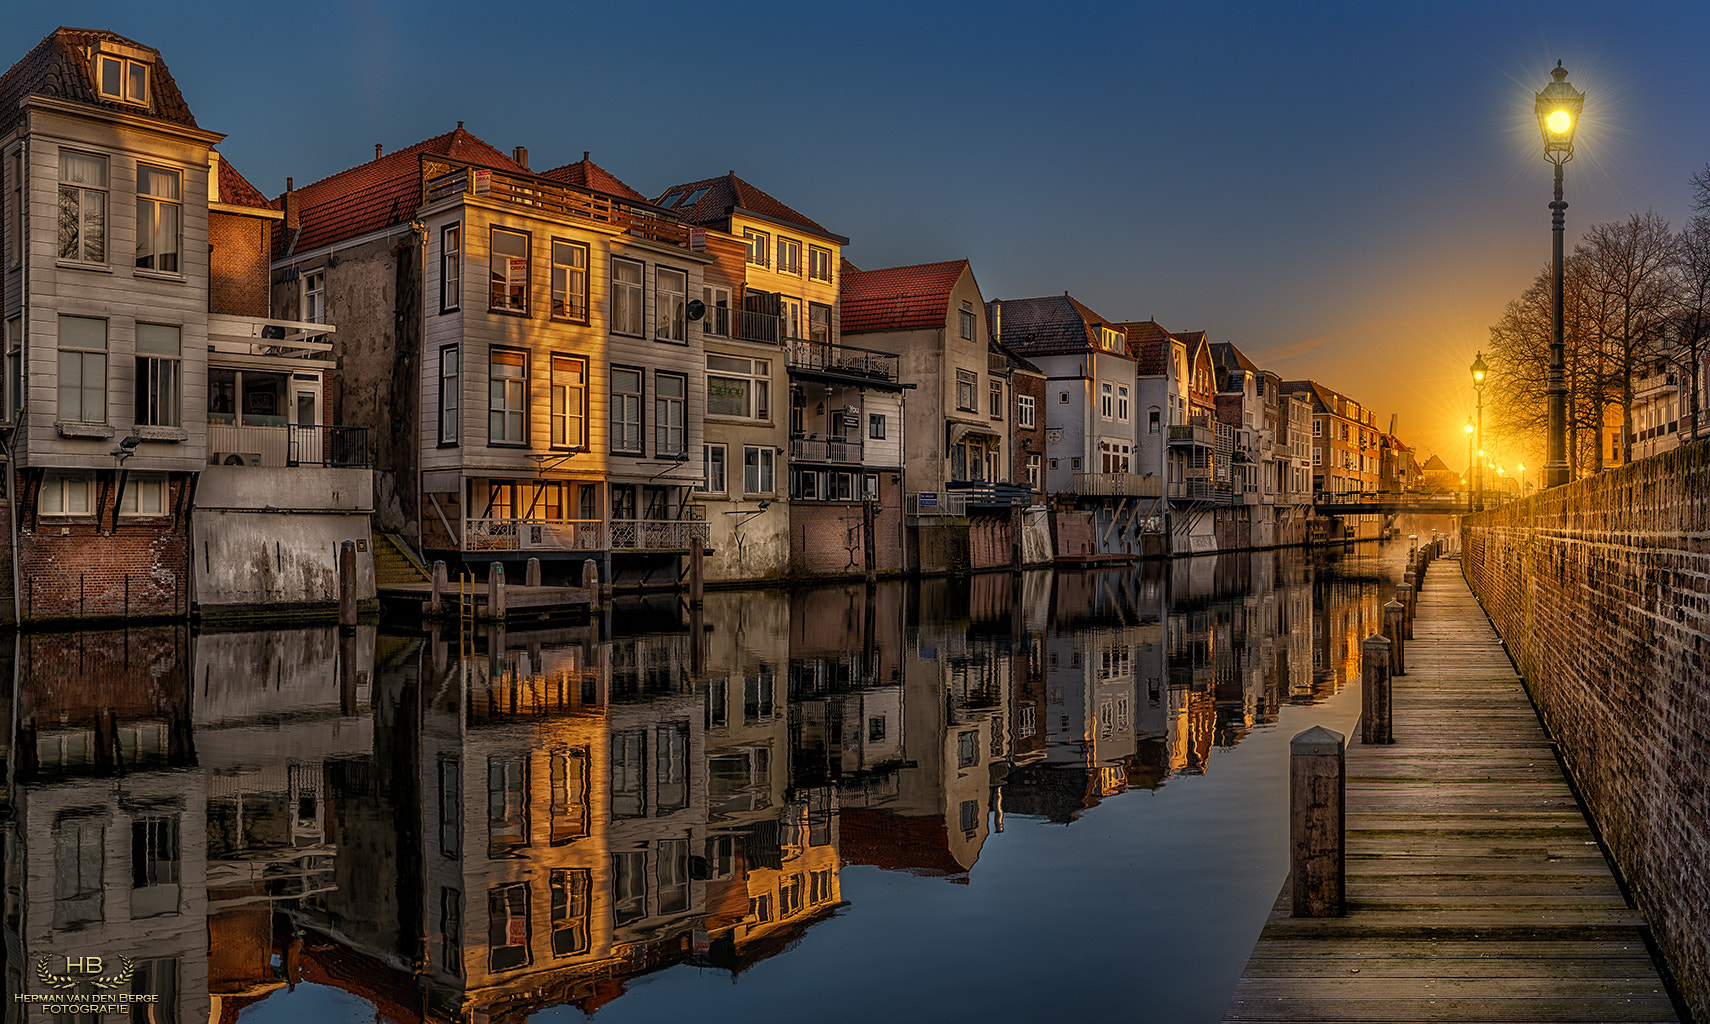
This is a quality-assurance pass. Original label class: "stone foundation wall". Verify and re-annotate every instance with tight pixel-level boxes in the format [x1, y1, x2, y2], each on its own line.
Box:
[1461, 442, 1710, 1021]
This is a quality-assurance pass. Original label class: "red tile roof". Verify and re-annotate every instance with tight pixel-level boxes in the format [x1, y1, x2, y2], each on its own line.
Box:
[839, 259, 969, 334]
[214, 155, 272, 211]
[0, 27, 198, 134]
[654, 172, 847, 244]
[988, 294, 1123, 358]
[1118, 319, 1175, 374]
[276, 126, 523, 258]
[538, 152, 647, 202]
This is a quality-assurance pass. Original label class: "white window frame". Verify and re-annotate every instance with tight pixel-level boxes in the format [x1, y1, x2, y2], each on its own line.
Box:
[1116, 385, 1129, 423]
[440, 224, 461, 312]
[654, 372, 685, 456]
[706, 355, 770, 421]
[119, 474, 167, 517]
[743, 229, 769, 268]
[57, 315, 107, 423]
[488, 349, 526, 445]
[550, 239, 588, 321]
[439, 346, 459, 444]
[611, 257, 644, 336]
[655, 266, 686, 342]
[1025, 454, 1041, 488]
[40, 472, 94, 516]
[57, 150, 107, 264]
[779, 297, 802, 340]
[1100, 382, 1113, 419]
[489, 228, 529, 314]
[135, 165, 180, 273]
[95, 53, 149, 105]
[549, 355, 586, 449]
[743, 445, 774, 496]
[611, 367, 643, 454]
[134, 323, 180, 427]
[697, 443, 727, 494]
[701, 285, 732, 337]
[777, 237, 801, 275]
[1017, 395, 1035, 428]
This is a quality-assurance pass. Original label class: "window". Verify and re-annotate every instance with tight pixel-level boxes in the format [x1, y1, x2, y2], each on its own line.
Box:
[1117, 385, 1129, 422]
[957, 730, 978, 768]
[550, 240, 588, 320]
[744, 446, 774, 495]
[1071, 457, 1082, 470]
[654, 372, 685, 456]
[611, 730, 645, 818]
[1102, 327, 1124, 352]
[808, 245, 831, 281]
[1313, 419, 1323, 437]
[120, 474, 167, 516]
[134, 323, 180, 427]
[58, 151, 107, 263]
[777, 237, 801, 274]
[744, 672, 775, 722]
[5, 317, 20, 420]
[488, 349, 526, 444]
[488, 883, 530, 971]
[955, 370, 977, 411]
[95, 52, 149, 104]
[301, 269, 324, 324]
[438, 759, 461, 858]
[960, 301, 975, 340]
[706, 355, 770, 420]
[656, 723, 690, 815]
[655, 267, 686, 341]
[808, 302, 831, 343]
[1059, 391, 1069, 404]
[488, 228, 529, 313]
[779, 874, 803, 917]
[549, 355, 585, 448]
[550, 869, 590, 956]
[135, 166, 180, 272]
[1313, 449, 1322, 466]
[440, 224, 461, 312]
[439, 346, 459, 444]
[609, 257, 643, 334]
[612, 851, 646, 924]
[9, 151, 21, 268]
[697, 443, 727, 494]
[1025, 454, 1041, 488]
[487, 756, 527, 856]
[960, 799, 979, 834]
[54, 819, 104, 928]
[441, 888, 463, 974]
[989, 379, 1004, 419]
[702, 284, 732, 336]
[1018, 395, 1035, 428]
[779, 297, 802, 340]
[1049, 458, 1059, 471]
[130, 815, 180, 918]
[549, 748, 589, 845]
[869, 413, 886, 439]
[743, 228, 769, 267]
[57, 315, 107, 422]
[612, 367, 642, 454]
[1149, 408, 1160, 433]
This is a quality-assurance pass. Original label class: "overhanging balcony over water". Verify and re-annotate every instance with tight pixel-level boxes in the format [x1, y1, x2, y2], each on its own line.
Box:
[1168, 424, 1214, 447]
[1066, 472, 1165, 498]
[791, 433, 863, 464]
[787, 339, 902, 390]
[463, 518, 710, 553]
[208, 424, 370, 468]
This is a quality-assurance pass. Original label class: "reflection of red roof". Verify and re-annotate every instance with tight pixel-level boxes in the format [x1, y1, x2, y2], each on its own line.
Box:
[298, 930, 423, 1024]
[839, 807, 969, 878]
[215, 155, 273, 211]
[840, 259, 968, 334]
[538, 153, 647, 201]
[277, 126, 522, 257]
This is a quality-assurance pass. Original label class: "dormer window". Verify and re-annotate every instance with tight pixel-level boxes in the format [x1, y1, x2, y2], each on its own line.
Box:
[95, 53, 150, 106]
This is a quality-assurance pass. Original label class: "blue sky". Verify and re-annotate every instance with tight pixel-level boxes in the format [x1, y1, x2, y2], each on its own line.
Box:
[9, 0, 1708, 471]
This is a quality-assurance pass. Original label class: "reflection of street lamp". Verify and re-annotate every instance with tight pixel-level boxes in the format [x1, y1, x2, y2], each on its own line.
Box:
[1471, 352, 1488, 510]
[1537, 61, 1583, 488]
[1465, 419, 1475, 504]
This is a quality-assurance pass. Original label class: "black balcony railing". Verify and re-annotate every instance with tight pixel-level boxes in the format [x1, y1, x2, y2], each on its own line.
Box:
[288, 424, 370, 468]
[786, 339, 899, 385]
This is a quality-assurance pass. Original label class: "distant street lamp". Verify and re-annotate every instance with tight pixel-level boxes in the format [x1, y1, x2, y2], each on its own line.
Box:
[1471, 352, 1488, 510]
[1537, 61, 1583, 488]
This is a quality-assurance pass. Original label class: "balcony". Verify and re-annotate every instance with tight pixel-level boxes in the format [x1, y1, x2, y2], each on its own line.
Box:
[463, 518, 709, 553]
[791, 433, 863, 464]
[946, 481, 1033, 510]
[908, 491, 968, 516]
[1168, 424, 1214, 447]
[208, 424, 370, 468]
[1169, 479, 1231, 504]
[787, 339, 901, 389]
[423, 160, 690, 248]
[702, 306, 788, 346]
[609, 519, 711, 551]
[1066, 472, 1165, 498]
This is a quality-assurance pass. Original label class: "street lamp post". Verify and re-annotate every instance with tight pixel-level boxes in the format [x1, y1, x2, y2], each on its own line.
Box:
[1465, 419, 1475, 508]
[1537, 61, 1584, 488]
[1471, 352, 1487, 510]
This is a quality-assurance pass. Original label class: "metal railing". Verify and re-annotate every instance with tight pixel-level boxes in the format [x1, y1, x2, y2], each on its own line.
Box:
[1065, 472, 1166, 498]
[786, 339, 899, 384]
[208, 423, 371, 468]
[288, 424, 370, 467]
[1167, 424, 1214, 446]
[609, 519, 710, 550]
[791, 433, 863, 463]
[465, 518, 603, 552]
[947, 481, 1033, 509]
[703, 306, 786, 345]
[908, 491, 968, 516]
[422, 159, 689, 248]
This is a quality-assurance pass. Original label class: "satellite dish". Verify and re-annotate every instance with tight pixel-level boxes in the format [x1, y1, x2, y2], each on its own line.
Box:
[686, 299, 706, 322]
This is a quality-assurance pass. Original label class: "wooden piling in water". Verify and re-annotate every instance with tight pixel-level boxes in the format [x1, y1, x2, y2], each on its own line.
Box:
[1361, 634, 1392, 744]
[1383, 599, 1406, 675]
[338, 540, 357, 630]
[1289, 726, 1345, 918]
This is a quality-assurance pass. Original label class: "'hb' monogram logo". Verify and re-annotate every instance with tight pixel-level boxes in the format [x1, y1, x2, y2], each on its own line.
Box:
[66, 956, 104, 974]
[36, 955, 134, 990]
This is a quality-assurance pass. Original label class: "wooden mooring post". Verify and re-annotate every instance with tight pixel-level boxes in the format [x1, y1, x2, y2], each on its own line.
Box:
[1290, 726, 1345, 917]
[1383, 598, 1406, 675]
[581, 559, 600, 606]
[525, 557, 541, 587]
[338, 540, 357, 630]
[429, 560, 447, 615]
[1397, 580, 1415, 638]
[688, 538, 705, 607]
[487, 562, 506, 621]
[1361, 634, 1392, 744]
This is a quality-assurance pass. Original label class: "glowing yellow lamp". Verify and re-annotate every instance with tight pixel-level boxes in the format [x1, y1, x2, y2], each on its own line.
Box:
[1546, 109, 1572, 135]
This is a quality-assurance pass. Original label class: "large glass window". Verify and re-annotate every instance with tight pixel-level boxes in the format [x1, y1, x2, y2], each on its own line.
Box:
[706, 355, 770, 420]
[440, 224, 461, 312]
[489, 350, 526, 444]
[654, 373, 685, 456]
[95, 53, 149, 104]
[57, 151, 107, 263]
[697, 443, 727, 494]
[743, 228, 768, 267]
[57, 315, 107, 422]
[655, 267, 686, 342]
[743, 445, 774, 496]
[40, 473, 93, 516]
[777, 237, 801, 274]
[549, 355, 585, 448]
[611, 367, 642, 454]
[809, 302, 831, 343]
[135, 323, 180, 427]
[488, 228, 528, 313]
[135, 165, 180, 272]
[551, 240, 588, 320]
[612, 258, 643, 335]
[439, 346, 459, 444]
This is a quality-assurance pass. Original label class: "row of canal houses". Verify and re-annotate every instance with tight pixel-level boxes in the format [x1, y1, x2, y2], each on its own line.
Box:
[0, 28, 1417, 622]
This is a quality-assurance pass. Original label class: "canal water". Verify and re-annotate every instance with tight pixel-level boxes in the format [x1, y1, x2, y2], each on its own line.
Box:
[2, 542, 1411, 1023]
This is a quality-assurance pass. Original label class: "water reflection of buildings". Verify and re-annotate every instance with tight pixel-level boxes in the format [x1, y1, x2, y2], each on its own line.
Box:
[3, 548, 1391, 1023]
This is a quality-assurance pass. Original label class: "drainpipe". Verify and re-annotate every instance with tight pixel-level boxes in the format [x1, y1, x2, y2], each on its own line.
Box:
[7, 136, 25, 627]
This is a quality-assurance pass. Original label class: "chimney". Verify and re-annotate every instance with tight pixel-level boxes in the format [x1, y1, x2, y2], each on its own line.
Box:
[375, 143, 383, 160]
[283, 177, 298, 231]
[992, 300, 1002, 341]
[512, 146, 528, 170]
[583, 151, 590, 163]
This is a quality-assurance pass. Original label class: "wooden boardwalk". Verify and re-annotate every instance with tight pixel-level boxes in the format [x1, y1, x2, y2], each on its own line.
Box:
[1222, 558, 1681, 1023]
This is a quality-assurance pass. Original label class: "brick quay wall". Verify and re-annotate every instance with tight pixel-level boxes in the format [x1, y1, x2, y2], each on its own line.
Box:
[1461, 441, 1709, 1022]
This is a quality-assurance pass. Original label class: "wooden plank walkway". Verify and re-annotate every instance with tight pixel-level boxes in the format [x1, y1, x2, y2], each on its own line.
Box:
[1222, 558, 1681, 1023]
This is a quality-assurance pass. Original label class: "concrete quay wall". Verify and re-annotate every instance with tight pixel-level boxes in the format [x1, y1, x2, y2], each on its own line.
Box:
[1461, 441, 1710, 1022]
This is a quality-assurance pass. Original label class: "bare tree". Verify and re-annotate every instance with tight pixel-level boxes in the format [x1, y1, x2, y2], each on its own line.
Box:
[1672, 214, 1710, 442]
[1691, 162, 1710, 213]
[1576, 212, 1677, 465]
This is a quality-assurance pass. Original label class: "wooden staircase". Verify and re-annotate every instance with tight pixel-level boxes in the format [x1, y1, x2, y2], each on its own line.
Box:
[373, 533, 431, 586]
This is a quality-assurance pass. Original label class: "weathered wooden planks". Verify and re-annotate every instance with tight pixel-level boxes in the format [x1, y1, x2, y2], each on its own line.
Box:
[1222, 561, 1683, 1024]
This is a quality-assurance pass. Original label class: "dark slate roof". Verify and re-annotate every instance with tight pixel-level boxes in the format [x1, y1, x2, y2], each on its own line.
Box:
[538, 152, 647, 202]
[214, 154, 272, 211]
[994, 341, 1044, 377]
[275, 125, 523, 258]
[1118, 319, 1175, 374]
[840, 259, 968, 334]
[1210, 341, 1260, 375]
[653, 172, 847, 243]
[0, 27, 198, 134]
[987, 294, 1123, 358]
[1279, 379, 1344, 416]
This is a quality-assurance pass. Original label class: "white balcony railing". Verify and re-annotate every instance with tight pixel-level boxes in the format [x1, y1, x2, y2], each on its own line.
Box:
[466, 518, 604, 552]
[609, 519, 711, 550]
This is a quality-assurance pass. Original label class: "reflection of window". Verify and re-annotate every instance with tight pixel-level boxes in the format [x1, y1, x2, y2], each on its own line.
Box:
[550, 239, 588, 320]
[743, 673, 774, 723]
[613, 851, 646, 925]
[488, 883, 530, 971]
[868, 716, 886, 742]
[550, 869, 590, 956]
[438, 759, 461, 858]
[748, 893, 772, 925]
[611, 730, 645, 818]
[131, 814, 181, 918]
[549, 748, 588, 845]
[489, 228, 529, 313]
[489, 349, 526, 444]
[960, 799, 979, 834]
[135, 323, 180, 426]
[57, 315, 107, 422]
[957, 730, 978, 768]
[441, 888, 462, 976]
[58, 151, 107, 263]
[657, 838, 689, 914]
[779, 874, 803, 917]
[549, 355, 585, 448]
[487, 756, 527, 857]
[656, 723, 689, 815]
[135, 166, 180, 272]
[54, 818, 104, 927]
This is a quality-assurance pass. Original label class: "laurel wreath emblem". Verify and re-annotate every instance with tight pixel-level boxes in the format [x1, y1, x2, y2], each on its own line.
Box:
[36, 955, 135, 991]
